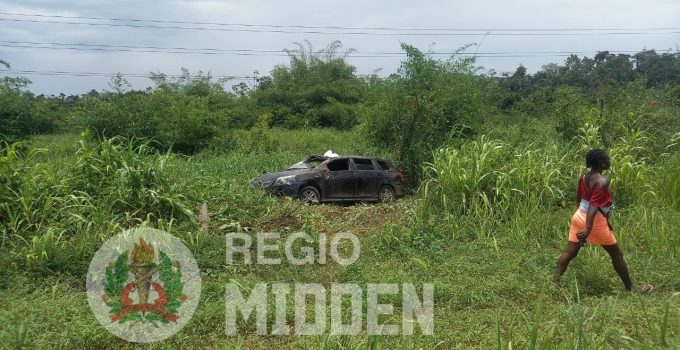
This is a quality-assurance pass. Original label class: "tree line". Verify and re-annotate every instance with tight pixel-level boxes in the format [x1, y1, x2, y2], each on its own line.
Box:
[2, 41, 679, 176]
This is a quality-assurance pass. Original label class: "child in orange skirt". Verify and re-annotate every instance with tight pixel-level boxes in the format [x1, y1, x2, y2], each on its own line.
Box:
[553, 149, 652, 293]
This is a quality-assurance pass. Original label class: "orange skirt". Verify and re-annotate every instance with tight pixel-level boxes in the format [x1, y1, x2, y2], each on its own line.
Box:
[568, 209, 617, 245]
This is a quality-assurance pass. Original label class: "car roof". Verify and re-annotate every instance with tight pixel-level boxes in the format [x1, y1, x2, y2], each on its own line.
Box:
[322, 156, 383, 161]
[308, 154, 392, 163]
[322, 156, 395, 167]
[327, 155, 383, 159]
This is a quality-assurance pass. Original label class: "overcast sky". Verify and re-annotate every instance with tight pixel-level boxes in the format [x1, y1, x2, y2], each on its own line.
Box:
[1, 0, 679, 95]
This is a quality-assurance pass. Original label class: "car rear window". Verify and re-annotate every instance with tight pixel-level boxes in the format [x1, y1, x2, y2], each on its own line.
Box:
[327, 158, 350, 171]
[376, 160, 392, 170]
[353, 158, 375, 171]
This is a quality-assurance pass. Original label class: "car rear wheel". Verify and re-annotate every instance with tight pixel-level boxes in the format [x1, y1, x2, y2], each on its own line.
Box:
[378, 185, 395, 203]
[299, 186, 321, 204]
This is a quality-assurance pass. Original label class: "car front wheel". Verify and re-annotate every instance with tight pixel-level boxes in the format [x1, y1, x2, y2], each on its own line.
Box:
[299, 186, 321, 204]
[378, 185, 395, 203]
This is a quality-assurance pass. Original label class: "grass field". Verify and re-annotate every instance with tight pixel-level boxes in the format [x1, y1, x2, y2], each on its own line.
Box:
[1, 130, 678, 349]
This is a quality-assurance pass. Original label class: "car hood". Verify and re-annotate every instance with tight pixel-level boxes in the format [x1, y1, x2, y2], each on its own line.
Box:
[252, 168, 316, 185]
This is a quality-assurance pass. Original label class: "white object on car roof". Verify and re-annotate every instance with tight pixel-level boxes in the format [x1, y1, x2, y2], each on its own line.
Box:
[323, 150, 339, 158]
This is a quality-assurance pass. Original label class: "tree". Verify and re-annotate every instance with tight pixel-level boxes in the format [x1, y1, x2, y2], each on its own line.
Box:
[0, 61, 40, 141]
[149, 68, 228, 96]
[108, 73, 132, 94]
[251, 40, 365, 129]
[634, 50, 680, 86]
[362, 44, 484, 182]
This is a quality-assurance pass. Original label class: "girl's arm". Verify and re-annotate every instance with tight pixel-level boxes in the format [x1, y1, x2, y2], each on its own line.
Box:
[577, 199, 598, 243]
[584, 204, 598, 235]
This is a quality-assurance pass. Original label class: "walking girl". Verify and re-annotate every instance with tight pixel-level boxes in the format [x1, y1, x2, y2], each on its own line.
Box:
[553, 149, 652, 292]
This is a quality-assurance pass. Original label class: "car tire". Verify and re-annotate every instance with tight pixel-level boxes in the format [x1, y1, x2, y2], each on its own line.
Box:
[378, 185, 396, 203]
[299, 186, 321, 204]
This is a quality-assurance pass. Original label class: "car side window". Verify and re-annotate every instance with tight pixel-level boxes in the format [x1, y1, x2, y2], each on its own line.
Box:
[353, 158, 375, 171]
[327, 158, 350, 171]
[376, 160, 392, 170]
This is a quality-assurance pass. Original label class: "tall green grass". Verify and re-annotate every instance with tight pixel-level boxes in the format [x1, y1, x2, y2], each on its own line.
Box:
[1, 132, 198, 270]
[417, 123, 680, 252]
[417, 136, 574, 244]
[71, 131, 193, 221]
[1, 128, 678, 349]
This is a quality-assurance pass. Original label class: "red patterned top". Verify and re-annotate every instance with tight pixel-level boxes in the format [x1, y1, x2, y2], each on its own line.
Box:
[578, 175, 613, 208]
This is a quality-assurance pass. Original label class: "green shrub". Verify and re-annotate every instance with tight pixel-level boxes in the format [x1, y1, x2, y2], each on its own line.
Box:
[551, 86, 598, 141]
[361, 44, 484, 183]
[231, 115, 279, 154]
[70, 131, 194, 221]
[72, 91, 222, 154]
[0, 81, 59, 142]
[252, 40, 366, 130]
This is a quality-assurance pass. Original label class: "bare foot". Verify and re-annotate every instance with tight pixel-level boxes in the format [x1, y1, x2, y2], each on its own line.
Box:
[633, 284, 654, 293]
[551, 279, 560, 288]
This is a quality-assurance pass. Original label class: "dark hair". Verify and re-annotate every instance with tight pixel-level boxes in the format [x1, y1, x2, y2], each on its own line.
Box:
[585, 149, 608, 169]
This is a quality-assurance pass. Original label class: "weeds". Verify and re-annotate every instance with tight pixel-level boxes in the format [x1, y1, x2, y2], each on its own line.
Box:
[1, 128, 678, 349]
[71, 131, 194, 222]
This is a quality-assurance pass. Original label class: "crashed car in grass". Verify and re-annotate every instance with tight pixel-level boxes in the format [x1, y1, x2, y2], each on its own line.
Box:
[252, 154, 404, 203]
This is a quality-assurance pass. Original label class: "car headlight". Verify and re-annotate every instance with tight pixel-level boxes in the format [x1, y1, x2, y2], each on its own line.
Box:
[273, 175, 297, 186]
[252, 178, 273, 187]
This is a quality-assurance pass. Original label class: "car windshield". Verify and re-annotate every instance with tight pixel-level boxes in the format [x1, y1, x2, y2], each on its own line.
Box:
[288, 159, 323, 169]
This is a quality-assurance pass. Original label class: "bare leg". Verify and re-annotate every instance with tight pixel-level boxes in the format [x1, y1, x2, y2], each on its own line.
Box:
[601, 244, 633, 291]
[553, 242, 581, 283]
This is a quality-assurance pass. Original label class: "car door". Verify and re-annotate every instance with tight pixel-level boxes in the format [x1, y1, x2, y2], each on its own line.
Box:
[352, 158, 381, 198]
[324, 158, 356, 198]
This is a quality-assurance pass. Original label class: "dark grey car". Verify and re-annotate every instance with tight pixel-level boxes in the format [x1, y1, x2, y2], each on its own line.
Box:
[252, 155, 404, 203]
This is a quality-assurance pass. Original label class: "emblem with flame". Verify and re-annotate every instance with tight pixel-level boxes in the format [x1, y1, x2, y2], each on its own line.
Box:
[102, 239, 187, 325]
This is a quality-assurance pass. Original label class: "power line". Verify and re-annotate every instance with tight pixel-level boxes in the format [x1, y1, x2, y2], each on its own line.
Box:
[0, 44, 620, 58]
[0, 43, 290, 56]
[2, 11, 679, 32]
[2, 17, 680, 36]
[2, 69, 255, 79]
[0, 40, 639, 55]
[0, 41, 659, 58]
[1, 40, 285, 54]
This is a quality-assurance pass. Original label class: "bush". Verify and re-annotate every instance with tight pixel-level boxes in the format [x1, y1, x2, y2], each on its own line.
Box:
[361, 44, 484, 183]
[231, 115, 279, 154]
[251, 41, 366, 130]
[552, 86, 598, 141]
[72, 91, 222, 153]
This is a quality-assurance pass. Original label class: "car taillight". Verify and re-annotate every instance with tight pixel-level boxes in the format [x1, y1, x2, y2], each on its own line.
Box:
[397, 171, 405, 183]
